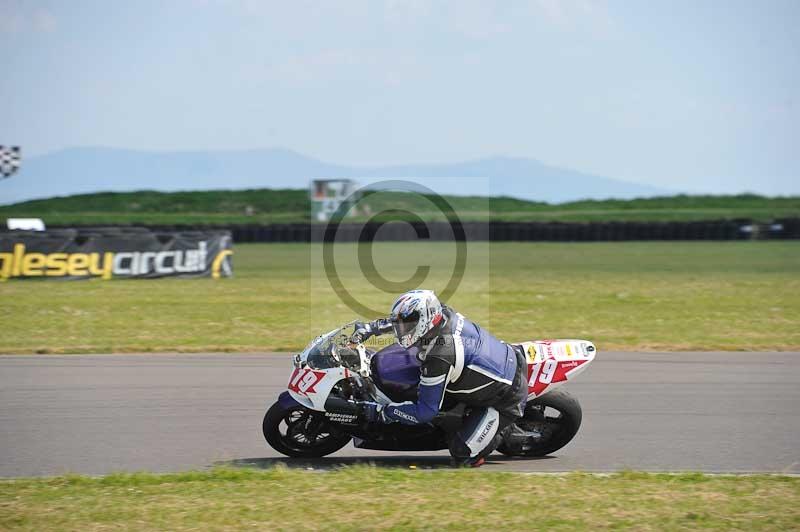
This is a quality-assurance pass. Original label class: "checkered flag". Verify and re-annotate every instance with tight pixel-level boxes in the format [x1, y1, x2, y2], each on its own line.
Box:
[0, 146, 21, 179]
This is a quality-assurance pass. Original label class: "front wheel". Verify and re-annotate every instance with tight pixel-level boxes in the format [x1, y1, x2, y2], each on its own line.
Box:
[262, 402, 351, 458]
[497, 389, 582, 457]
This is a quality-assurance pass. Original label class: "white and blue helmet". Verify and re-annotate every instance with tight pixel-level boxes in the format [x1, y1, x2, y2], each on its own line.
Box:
[390, 290, 444, 349]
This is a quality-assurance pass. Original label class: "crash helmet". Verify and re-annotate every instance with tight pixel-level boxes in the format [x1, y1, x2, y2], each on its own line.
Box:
[389, 290, 444, 349]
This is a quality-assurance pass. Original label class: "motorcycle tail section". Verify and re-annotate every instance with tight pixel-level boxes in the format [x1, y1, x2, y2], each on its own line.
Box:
[517, 339, 597, 398]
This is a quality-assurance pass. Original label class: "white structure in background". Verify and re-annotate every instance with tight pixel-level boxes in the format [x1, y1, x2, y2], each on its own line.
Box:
[310, 179, 360, 222]
[7, 218, 45, 231]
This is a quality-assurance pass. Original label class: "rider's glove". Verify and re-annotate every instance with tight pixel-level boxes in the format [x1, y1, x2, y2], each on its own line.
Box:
[358, 401, 385, 423]
[350, 322, 375, 344]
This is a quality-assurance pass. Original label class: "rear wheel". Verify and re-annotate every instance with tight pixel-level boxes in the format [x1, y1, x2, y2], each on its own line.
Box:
[262, 402, 351, 458]
[497, 389, 582, 457]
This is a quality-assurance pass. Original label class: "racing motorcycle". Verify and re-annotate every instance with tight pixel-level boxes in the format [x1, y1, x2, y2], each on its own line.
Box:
[263, 321, 596, 459]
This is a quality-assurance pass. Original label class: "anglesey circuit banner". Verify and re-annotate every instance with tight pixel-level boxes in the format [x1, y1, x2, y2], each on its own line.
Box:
[0, 228, 233, 281]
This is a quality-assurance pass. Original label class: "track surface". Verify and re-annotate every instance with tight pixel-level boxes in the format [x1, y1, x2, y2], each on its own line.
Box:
[1, 352, 798, 477]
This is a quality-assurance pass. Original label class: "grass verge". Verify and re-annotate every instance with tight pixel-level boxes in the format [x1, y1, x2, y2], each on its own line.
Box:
[1, 467, 798, 530]
[1, 242, 798, 353]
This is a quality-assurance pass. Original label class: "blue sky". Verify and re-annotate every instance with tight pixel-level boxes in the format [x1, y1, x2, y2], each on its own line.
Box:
[1, 0, 798, 195]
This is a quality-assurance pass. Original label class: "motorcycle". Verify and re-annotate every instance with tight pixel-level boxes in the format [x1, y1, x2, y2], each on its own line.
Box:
[263, 321, 596, 460]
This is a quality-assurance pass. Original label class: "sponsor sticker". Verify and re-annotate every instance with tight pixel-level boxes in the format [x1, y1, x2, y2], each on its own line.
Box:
[325, 412, 359, 424]
[526, 344, 537, 362]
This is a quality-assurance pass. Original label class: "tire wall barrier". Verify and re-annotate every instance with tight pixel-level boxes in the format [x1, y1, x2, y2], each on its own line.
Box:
[47, 219, 800, 243]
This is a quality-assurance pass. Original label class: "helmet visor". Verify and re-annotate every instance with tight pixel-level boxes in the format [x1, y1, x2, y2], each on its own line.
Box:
[392, 310, 420, 340]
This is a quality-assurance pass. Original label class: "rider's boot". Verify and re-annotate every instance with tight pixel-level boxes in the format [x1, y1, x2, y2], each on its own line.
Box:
[451, 455, 487, 468]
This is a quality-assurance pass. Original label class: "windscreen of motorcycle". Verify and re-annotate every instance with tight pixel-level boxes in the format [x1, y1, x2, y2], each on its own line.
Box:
[306, 343, 341, 369]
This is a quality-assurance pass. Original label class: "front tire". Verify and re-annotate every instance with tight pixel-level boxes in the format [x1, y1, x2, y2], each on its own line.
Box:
[497, 389, 582, 457]
[262, 402, 351, 458]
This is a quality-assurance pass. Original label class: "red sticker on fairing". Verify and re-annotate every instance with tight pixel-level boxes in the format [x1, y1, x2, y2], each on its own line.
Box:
[288, 368, 326, 395]
[527, 359, 587, 396]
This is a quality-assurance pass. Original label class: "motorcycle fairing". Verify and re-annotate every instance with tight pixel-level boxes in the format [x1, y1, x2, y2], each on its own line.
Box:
[519, 339, 597, 398]
[352, 425, 448, 451]
[276, 390, 302, 409]
[287, 365, 351, 411]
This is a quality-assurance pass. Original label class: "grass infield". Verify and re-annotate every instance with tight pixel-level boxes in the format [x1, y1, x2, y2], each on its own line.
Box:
[0, 241, 798, 354]
[0, 468, 798, 530]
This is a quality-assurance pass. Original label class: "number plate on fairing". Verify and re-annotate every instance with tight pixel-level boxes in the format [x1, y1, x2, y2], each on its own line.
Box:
[288, 368, 326, 395]
[518, 339, 596, 397]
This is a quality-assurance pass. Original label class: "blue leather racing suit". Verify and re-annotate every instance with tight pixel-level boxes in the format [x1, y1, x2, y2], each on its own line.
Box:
[375, 306, 528, 461]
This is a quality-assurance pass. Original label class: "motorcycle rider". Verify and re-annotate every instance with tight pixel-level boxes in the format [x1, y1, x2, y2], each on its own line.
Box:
[351, 289, 528, 467]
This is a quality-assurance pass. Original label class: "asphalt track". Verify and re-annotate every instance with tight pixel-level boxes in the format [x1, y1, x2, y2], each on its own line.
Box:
[1, 352, 798, 477]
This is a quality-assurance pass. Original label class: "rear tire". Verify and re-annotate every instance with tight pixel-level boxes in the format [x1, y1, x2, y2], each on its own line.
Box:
[497, 389, 582, 457]
[263, 402, 351, 458]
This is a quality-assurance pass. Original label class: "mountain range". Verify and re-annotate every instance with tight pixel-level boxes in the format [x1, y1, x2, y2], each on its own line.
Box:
[0, 147, 668, 205]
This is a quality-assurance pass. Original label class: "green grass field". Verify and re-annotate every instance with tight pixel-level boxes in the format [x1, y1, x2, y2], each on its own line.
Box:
[0, 241, 797, 354]
[1, 468, 798, 530]
[2, 190, 798, 224]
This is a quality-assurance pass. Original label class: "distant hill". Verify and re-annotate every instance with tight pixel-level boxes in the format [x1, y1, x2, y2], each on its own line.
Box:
[0, 147, 668, 206]
[1, 189, 797, 225]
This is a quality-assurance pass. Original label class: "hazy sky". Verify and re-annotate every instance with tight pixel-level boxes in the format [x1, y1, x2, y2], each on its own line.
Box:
[1, 0, 798, 194]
